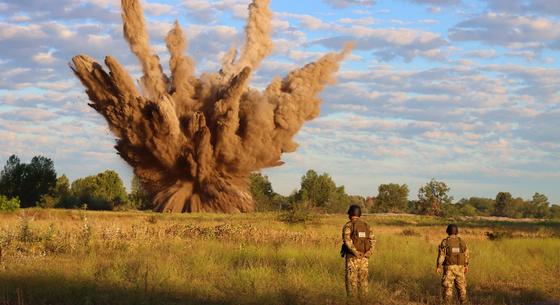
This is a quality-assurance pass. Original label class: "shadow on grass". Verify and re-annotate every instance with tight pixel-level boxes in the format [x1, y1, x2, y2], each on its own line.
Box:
[470, 285, 560, 305]
[2, 272, 558, 305]
[368, 268, 557, 305]
[0, 274, 343, 305]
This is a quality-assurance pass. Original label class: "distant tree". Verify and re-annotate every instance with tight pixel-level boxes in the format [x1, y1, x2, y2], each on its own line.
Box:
[550, 205, 560, 220]
[0, 155, 57, 207]
[527, 193, 550, 219]
[375, 183, 409, 213]
[503, 197, 527, 219]
[0, 155, 23, 199]
[128, 174, 151, 210]
[364, 196, 376, 211]
[416, 179, 452, 215]
[295, 170, 349, 213]
[407, 200, 418, 214]
[71, 170, 128, 210]
[458, 197, 495, 216]
[54, 175, 71, 198]
[249, 172, 280, 211]
[461, 203, 477, 216]
[441, 201, 478, 218]
[298, 170, 334, 207]
[53, 175, 79, 208]
[495, 192, 512, 217]
[326, 185, 351, 213]
[349, 195, 366, 209]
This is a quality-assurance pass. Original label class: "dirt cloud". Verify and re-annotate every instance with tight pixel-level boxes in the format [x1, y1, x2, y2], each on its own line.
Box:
[70, 0, 351, 213]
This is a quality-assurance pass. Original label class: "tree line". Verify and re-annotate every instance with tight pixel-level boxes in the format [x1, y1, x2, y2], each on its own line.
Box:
[0, 155, 148, 211]
[1, 155, 558, 219]
[250, 172, 560, 219]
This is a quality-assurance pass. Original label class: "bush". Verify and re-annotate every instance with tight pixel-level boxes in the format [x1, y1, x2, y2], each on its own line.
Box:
[0, 195, 20, 212]
[486, 230, 513, 240]
[279, 202, 316, 224]
[71, 170, 128, 210]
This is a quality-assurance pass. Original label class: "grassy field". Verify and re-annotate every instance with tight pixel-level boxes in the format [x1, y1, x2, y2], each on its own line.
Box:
[0, 209, 559, 305]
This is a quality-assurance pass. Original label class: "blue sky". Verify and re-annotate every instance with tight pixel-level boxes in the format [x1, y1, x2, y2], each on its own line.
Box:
[0, 0, 559, 203]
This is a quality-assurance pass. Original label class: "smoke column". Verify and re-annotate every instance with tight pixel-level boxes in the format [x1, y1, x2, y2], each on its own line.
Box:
[71, 0, 351, 213]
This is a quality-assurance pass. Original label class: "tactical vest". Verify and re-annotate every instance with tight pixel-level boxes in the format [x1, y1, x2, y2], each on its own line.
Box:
[444, 236, 466, 266]
[346, 219, 371, 258]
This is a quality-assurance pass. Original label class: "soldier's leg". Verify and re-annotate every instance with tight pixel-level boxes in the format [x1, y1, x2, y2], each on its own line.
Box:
[441, 267, 456, 305]
[345, 258, 359, 300]
[357, 258, 369, 302]
[454, 267, 468, 304]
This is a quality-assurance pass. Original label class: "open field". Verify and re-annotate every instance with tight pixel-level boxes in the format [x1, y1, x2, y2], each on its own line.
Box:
[0, 209, 559, 305]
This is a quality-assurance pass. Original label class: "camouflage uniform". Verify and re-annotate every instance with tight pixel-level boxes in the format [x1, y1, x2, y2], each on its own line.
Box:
[343, 219, 375, 302]
[437, 236, 470, 305]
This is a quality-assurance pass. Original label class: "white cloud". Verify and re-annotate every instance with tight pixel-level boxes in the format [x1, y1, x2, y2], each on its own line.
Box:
[144, 2, 174, 16]
[322, 0, 376, 8]
[450, 13, 560, 51]
[32, 51, 57, 65]
[315, 26, 448, 61]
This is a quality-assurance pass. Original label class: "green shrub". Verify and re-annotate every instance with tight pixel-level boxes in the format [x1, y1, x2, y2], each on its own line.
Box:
[0, 195, 20, 212]
[279, 202, 315, 224]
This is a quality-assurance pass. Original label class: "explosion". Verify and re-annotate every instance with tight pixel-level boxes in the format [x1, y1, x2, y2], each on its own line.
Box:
[71, 0, 351, 213]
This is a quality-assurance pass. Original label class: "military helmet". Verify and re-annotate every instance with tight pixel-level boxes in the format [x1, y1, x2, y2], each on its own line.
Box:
[446, 224, 459, 235]
[347, 204, 362, 217]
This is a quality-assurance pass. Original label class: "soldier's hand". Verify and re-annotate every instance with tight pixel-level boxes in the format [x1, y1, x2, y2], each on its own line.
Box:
[464, 266, 469, 274]
[436, 267, 442, 274]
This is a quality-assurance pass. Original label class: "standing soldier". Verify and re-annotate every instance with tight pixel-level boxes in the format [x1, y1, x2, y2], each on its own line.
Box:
[341, 205, 375, 303]
[436, 224, 469, 305]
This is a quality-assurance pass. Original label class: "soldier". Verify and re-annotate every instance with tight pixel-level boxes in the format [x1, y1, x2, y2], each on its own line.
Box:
[436, 224, 469, 305]
[341, 205, 375, 303]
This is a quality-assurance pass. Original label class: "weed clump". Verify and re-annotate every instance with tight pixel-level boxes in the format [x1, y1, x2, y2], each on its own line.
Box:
[486, 230, 513, 240]
[401, 228, 421, 237]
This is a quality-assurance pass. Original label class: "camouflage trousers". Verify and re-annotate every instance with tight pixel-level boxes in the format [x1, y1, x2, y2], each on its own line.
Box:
[441, 265, 468, 305]
[345, 257, 369, 302]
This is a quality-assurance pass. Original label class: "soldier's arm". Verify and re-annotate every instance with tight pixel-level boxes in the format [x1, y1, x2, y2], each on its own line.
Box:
[343, 225, 360, 256]
[364, 226, 376, 257]
[436, 240, 446, 268]
[464, 242, 470, 266]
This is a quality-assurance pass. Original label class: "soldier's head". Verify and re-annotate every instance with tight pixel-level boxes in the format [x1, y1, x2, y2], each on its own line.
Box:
[446, 224, 459, 236]
[347, 204, 362, 219]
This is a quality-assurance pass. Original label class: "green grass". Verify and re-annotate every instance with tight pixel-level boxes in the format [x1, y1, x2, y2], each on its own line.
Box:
[0, 209, 559, 305]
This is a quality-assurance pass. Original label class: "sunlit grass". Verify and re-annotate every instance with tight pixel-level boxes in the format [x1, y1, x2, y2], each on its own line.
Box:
[0, 209, 559, 305]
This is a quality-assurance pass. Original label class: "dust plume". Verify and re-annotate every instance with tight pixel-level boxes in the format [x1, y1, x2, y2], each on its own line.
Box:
[70, 0, 351, 213]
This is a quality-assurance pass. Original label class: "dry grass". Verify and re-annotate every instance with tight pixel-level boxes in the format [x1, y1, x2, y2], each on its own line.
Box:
[0, 209, 559, 305]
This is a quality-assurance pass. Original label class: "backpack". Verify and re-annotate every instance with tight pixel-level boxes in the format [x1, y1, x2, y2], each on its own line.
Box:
[444, 236, 467, 266]
[341, 219, 371, 258]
